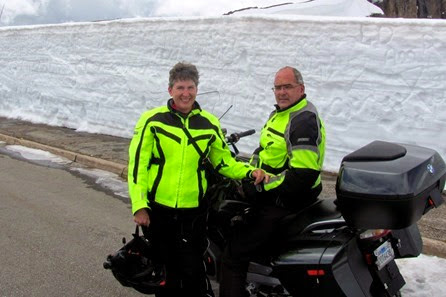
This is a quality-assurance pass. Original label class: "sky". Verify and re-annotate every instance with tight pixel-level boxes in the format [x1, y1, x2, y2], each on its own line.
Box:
[1, 143, 445, 296]
[0, 0, 383, 26]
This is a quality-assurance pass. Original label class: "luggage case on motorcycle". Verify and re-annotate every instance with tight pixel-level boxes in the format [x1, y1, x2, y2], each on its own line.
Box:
[273, 227, 405, 297]
[336, 141, 446, 229]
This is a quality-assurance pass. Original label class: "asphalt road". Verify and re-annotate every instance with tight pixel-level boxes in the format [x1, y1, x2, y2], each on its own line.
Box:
[0, 153, 148, 297]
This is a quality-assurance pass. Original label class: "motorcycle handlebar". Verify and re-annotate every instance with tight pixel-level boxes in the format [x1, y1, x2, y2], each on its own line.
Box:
[236, 129, 256, 138]
[225, 129, 256, 144]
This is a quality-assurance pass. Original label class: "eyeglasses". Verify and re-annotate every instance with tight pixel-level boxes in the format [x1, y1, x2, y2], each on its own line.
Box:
[271, 84, 300, 92]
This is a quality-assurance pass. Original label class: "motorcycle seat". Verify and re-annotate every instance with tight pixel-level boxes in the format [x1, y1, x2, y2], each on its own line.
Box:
[280, 198, 343, 237]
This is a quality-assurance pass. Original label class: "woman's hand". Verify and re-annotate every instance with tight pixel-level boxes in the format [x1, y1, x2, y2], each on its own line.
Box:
[133, 208, 151, 227]
[251, 169, 270, 185]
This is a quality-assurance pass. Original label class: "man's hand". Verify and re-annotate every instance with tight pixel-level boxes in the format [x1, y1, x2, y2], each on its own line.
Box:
[251, 169, 270, 185]
[133, 208, 150, 227]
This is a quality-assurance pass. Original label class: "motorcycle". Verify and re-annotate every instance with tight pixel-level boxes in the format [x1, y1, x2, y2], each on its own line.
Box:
[204, 130, 446, 297]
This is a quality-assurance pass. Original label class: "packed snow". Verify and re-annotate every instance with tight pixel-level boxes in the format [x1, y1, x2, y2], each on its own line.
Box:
[1, 0, 382, 26]
[1, 14, 446, 175]
[1, 143, 445, 296]
[224, 0, 383, 17]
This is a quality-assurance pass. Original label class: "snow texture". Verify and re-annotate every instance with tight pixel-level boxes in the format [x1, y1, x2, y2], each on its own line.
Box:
[1, 15, 445, 173]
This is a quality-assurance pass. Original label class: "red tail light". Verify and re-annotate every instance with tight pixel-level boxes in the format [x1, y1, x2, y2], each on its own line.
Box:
[307, 269, 325, 276]
[360, 229, 390, 240]
[364, 253, 373, 265]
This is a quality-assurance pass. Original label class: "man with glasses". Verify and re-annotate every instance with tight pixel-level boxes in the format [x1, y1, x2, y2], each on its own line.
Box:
[219, 66, 326, 297]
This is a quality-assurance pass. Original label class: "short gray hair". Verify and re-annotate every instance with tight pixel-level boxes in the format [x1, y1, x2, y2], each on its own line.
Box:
[169, 62, 200, 88]
[277, 66, 304, 85]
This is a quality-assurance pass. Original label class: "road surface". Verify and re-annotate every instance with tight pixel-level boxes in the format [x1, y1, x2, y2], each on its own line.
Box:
[0, 151, 148, 297]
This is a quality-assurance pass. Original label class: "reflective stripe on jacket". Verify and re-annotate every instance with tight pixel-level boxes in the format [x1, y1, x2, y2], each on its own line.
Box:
[128, 99, 254, 214]
[253, 96, 326, 193]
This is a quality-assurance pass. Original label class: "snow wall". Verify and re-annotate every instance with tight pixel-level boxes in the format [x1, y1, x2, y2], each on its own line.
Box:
[0, 15, 445, 172]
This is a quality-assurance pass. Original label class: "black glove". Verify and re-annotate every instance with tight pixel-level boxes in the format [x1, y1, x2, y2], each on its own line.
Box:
[241, 179, 263, 203]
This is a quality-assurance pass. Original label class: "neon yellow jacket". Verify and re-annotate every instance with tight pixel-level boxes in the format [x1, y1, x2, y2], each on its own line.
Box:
[128, 99, 254, 214]
[252, 96, 325, 199]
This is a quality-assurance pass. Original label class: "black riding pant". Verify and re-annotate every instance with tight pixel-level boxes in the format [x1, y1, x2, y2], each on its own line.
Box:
[219, 205, 291, 297]
[144, 203, 214, 297]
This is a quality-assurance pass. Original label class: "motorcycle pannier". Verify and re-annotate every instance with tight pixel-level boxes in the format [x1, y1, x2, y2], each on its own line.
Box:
[335, 141, 446, 229]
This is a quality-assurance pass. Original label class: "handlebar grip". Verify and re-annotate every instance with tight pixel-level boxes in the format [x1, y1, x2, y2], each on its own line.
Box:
[236, 129, 256, 138]
[225, 129, 256, 145]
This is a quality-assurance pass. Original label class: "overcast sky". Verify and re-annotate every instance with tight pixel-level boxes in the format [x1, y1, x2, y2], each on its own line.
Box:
[0, 0, 289, 26]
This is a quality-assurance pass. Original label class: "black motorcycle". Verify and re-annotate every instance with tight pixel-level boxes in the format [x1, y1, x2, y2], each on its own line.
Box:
[204, 130, 446, 297]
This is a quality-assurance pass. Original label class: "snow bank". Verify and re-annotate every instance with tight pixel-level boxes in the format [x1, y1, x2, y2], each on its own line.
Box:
[0, 15, 445, 171]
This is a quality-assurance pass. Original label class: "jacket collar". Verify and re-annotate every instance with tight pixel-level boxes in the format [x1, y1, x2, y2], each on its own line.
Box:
[274, 94, 307, 112]
[167, 98, 202, 117]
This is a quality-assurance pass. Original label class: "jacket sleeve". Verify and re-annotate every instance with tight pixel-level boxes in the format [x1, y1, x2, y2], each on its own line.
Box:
[263, 111, 322, 194]
[127, 112, 154, 214]
[208, 125, 255, 180]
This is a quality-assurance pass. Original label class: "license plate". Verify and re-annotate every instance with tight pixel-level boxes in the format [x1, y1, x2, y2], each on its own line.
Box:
[374, 240, 395, 270]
